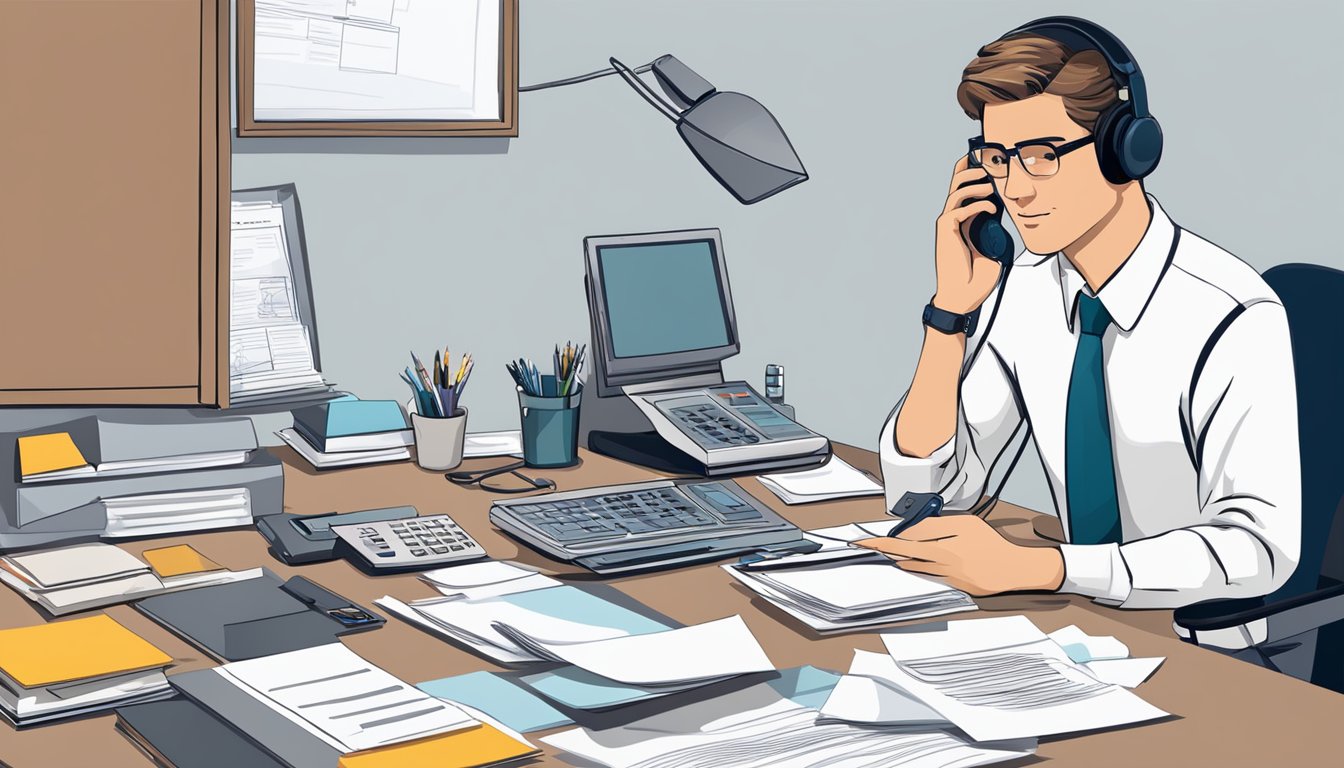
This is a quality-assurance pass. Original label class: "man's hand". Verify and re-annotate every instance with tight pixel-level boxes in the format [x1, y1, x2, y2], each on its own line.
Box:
[853, 515, 1064, 597]
[934, 155, 1005, 314]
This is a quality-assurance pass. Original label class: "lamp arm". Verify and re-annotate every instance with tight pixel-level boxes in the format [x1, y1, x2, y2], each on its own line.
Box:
[607, 57, 681, 122]
[520, 61, 655, 92]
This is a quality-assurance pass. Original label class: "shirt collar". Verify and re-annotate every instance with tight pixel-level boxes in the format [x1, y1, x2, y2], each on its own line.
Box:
[1055, 194, 1177, 333]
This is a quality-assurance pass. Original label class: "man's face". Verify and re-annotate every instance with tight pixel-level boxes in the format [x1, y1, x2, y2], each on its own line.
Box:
[981, 93, 1125, 255]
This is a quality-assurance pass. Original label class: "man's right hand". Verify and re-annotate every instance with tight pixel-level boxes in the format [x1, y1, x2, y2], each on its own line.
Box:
[933, 155, 1007, 314]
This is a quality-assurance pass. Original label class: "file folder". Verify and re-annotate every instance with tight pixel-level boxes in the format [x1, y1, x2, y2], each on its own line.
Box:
[136, 570, 382, 661]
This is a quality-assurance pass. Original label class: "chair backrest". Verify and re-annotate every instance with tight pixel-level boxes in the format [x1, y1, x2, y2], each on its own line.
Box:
[1262, 263, 1344, 598]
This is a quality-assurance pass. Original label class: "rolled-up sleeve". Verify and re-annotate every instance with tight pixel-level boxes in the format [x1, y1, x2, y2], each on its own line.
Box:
[878, 338, 1025, 515]
[1061, 300, 1301, 608]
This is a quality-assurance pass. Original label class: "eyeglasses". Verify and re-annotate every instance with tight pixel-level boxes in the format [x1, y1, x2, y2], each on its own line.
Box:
[446, 461, 556, 494]
[967, 135, 1095, 178]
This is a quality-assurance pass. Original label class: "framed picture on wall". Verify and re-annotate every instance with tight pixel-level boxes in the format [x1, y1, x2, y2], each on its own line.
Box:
[237, 0, 517, 136]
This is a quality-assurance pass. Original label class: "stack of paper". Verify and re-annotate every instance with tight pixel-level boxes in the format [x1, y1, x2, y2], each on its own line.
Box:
[876, 616, 1169, 741]
[0, 615, 175, 725]
[102, 487, 253, 537]
[463, 430, 524, 459]
[278, 427, 411, 469]
[724, 554, 977, 632]
[543, 682, 1035, 768]
[229, 200, 332, 405]
[0, 541, 262, 615]
[757, 456, 885, 505]
[376, 584, 671, 664]
[498, 615, 774, 705]
[818, 650, 951, 727]
[419, 560, 560, 600]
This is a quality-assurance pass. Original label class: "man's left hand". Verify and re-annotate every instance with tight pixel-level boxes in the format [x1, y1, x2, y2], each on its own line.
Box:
[853, 514, 1065, 596]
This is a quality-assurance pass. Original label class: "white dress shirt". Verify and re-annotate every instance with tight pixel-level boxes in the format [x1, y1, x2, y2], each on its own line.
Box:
[880, 196, 1300, 609]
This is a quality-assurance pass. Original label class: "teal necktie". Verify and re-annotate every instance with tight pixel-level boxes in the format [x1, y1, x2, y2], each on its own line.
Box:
[1065, 294, 1122, 545]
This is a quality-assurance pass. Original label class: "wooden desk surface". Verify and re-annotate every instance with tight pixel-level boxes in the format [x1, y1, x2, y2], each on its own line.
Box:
[2, 444, 1340, 767]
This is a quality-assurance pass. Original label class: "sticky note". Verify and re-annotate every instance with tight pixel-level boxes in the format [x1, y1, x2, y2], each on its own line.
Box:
[17, 433, 89, 477]
[142, 545, 223, 578]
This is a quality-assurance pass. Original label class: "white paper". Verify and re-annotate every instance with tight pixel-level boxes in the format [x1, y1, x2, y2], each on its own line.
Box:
[498, 615, 774, 687]
[375, 595, 540, 665]
[1049, 624, 1132, 662]
[722, 563, 975, 633]
[758, 456, 884, 504]
[543, 685, 1034, 768]
[4, 543, 147, 588]
[880, 616, 1169, 742]
[818, 650, 949, 726]
[277, 428, 411, 467]
[376, 593, 632, 664]
[419, 561, 559, 599]
[1082, 657, 1165, 688]
[215, 643, 476, 753]
[463, 430, 524, 458]
[803, 520, 900, 550]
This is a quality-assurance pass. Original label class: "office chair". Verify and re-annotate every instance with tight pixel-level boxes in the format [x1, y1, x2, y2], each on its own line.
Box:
[1173, 263, 1344, 693]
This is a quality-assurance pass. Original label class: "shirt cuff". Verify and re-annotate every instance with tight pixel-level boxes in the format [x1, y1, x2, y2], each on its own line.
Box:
[1059, 543, 1132, 606]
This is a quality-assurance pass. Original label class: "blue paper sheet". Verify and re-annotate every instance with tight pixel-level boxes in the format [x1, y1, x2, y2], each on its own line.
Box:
[505, 586, 671, 635]
[417, 671, 572, 733]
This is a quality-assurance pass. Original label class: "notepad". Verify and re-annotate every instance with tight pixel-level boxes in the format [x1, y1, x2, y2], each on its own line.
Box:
[757, 456, 884, 505]
[16, 432, 92, 481]
[0, 615, 172, 687]
[142, 544, 224, 578]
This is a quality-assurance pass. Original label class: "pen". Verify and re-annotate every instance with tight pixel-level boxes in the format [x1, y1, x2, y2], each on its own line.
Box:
[886, 493, 945, 538]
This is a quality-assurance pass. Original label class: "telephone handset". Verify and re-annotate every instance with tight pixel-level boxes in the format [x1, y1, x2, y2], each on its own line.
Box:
[957, 178, 1016, 267]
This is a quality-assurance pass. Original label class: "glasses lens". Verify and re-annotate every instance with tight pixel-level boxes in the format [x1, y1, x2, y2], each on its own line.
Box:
[1018, 145, 1061, 177]
[973, 147, 1010, 177]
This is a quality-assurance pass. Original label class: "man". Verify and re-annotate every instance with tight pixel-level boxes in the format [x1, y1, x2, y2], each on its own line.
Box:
[855, 19, 1300, 609]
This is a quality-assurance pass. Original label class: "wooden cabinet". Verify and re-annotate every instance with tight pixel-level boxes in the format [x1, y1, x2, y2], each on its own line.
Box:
[0, 0, 228, 406]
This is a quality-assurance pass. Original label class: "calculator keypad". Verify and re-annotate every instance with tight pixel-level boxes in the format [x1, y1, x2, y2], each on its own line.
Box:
[333, 514, 485, 569]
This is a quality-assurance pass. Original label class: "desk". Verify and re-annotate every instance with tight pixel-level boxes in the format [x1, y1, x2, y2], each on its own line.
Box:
[2, 444, 1341, 767]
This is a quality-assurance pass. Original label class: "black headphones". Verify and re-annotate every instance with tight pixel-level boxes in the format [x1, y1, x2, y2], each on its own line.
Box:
[1003, 16, 1163, 184]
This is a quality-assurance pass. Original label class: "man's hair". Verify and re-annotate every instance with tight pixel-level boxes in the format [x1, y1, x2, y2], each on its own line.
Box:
[957, 33, 1120, 132]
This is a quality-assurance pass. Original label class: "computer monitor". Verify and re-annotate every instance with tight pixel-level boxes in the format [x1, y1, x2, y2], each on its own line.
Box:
[584, 228, 740, 397]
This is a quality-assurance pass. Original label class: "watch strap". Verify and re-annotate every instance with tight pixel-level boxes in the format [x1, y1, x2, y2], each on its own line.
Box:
[922, 302, 979, 336]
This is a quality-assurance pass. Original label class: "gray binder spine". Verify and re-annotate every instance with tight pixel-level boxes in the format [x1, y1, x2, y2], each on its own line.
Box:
[0, 453, 283, 551]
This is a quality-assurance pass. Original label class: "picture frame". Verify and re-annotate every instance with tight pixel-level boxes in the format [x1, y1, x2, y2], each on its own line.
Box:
[236, 0, 517, 137]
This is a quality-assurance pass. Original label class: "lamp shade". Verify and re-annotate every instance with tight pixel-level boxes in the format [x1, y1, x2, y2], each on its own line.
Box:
[677, 91, 809, 205]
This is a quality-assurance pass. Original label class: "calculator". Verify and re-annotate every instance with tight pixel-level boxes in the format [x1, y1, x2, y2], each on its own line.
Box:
[330, 514, 487, 573]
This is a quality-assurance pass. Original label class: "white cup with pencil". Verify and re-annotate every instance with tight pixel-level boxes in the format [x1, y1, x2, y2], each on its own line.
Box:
[402, 347, 473, 471]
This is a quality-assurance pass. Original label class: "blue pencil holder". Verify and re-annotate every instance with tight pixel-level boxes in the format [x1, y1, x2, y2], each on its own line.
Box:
[518, 375, 583, 468]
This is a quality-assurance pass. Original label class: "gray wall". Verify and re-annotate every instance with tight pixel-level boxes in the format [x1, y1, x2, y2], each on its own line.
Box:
[230, 0, 1342, 512]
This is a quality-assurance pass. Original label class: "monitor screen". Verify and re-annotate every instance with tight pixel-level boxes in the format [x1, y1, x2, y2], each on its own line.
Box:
[596, 240, 732, 359]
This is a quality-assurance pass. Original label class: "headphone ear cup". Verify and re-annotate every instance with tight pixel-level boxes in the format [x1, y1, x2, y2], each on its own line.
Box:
[1092, 103, 1133, 184]
[1118, 115, 1163, 181]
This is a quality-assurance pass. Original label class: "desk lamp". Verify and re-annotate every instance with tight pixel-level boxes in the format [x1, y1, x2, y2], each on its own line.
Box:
[522, 55, 808, 204]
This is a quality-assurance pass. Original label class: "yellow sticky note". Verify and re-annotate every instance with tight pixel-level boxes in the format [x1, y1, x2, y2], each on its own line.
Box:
[142, 544, 223, 578]
[0, 615, 172, 687]
[17, 433, 89, 477]
[338, 723, 536, 768]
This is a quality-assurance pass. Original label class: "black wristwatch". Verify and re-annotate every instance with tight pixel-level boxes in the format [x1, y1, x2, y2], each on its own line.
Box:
[922, 302, 979, 336]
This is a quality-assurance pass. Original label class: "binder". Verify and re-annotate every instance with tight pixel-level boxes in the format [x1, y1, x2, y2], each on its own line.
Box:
[171, 668, 338, 768]
[135, 570, 383, 661]
[116, 697, 286, 768]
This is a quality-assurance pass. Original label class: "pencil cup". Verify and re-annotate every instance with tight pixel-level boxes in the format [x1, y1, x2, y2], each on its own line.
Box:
[410, 407, 468, 471]
[518, 375, 582, 468]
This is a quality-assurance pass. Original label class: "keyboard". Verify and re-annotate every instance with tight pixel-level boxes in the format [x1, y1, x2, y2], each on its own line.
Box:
[331, 514, 487, 572]
[489, 479, 802, 574]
